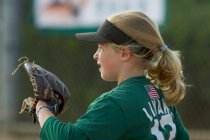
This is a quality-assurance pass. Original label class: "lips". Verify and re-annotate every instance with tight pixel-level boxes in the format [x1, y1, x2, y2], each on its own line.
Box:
[97, 63, 102, 72]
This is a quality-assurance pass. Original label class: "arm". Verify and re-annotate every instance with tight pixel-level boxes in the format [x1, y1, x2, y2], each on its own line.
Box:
[75, 95, 127, 140]
[36, 100, 54, 128]
[36, 94, 126, 140]
[36, 100, 89, 140]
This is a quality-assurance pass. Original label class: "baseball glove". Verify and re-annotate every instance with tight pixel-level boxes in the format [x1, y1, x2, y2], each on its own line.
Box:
[12, 57, 70, 123]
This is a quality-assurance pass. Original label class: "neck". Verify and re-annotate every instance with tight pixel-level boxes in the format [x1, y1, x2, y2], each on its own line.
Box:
[117, 67, 145, 84]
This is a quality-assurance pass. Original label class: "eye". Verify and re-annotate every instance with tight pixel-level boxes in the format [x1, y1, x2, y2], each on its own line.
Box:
[97, 45, 103, 51]
[98, 42, 104, 45]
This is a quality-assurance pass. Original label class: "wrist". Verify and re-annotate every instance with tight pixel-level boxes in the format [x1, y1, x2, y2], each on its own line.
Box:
[36, 105, 54, 127]
[36, 105, 52, 121]
[36, 100, 48, 110]
[36, 105, 49, 115]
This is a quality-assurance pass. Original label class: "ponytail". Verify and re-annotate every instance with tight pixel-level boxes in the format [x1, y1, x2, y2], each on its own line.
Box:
[148, 48, 186, 105]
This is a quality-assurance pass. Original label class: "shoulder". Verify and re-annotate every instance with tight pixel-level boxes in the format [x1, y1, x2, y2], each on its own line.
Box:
[107, 81, 151, 108]
[85, 91, 124, 117]
[76, 92, 127, 139]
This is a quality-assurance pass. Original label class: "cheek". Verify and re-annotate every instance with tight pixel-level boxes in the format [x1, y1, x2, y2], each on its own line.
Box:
[100, 57, 120, 80]
[100, 54, 114, 69]
[101, 51, 120, 69]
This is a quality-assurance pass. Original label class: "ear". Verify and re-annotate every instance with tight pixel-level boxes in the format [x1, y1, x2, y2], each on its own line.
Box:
[120, 48, 132, 61]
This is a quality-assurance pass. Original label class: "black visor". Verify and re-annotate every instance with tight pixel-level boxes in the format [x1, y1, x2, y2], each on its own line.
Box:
[76, 20, 136, 45]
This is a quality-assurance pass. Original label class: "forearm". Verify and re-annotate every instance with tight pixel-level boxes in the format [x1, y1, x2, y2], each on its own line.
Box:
[36, 100, 54, 128]
[37, 107, 54, 128]
[36, 101, 89, 140]
[40, 116, 89, 140]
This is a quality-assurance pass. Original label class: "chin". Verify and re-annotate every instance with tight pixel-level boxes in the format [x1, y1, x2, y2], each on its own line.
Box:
[101, 74, 117, 82]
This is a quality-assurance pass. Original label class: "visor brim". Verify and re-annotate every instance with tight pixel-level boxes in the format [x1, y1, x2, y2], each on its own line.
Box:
[75, 32, 109, 43]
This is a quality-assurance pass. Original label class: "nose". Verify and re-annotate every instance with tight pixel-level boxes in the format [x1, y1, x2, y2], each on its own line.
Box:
[93, 51, 98, 60]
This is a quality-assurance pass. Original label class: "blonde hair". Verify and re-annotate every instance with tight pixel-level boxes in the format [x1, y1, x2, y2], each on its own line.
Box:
[108, 10, 186, 105]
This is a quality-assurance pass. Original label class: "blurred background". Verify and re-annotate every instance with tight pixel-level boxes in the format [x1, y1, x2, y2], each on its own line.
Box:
[0, 0, 210, 139]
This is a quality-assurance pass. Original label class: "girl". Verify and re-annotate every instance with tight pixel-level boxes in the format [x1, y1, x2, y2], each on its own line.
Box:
[36, 10, 189, 140]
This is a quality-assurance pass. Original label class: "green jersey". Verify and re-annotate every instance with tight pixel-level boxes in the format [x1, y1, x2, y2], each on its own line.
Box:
[40, 76, 189, 140]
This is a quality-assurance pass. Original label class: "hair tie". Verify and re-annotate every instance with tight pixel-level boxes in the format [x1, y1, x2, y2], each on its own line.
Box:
[160, 44, 168, 52]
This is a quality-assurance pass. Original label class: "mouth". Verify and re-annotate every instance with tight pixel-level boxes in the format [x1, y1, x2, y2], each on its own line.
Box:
[97, 63, 102, 72]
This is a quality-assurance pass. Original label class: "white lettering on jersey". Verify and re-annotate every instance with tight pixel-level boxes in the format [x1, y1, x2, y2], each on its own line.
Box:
[142, 99, 176, 140]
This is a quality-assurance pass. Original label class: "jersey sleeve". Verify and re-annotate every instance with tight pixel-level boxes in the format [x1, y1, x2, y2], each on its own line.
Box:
[171, 107, 190, 140]
[75, 95, 127, 140]
[40, 116, 89, 140]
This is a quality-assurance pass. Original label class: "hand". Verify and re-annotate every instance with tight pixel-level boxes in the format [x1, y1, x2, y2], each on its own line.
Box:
[13, 57, 70, 123]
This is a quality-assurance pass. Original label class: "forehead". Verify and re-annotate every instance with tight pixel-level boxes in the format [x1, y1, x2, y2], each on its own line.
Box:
[98, 42, 112, 47]
[97, 43, 119, 54]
